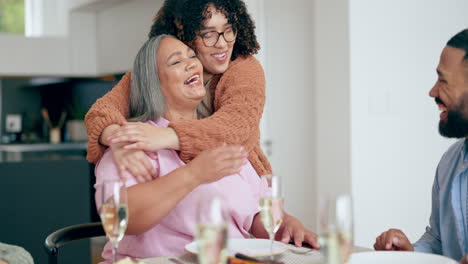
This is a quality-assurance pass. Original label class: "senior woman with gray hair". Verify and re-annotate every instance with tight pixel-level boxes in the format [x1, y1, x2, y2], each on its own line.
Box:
[94, 34, 271, 262]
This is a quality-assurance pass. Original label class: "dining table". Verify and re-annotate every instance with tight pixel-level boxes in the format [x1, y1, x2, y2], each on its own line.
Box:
[142, 245, 372, 264]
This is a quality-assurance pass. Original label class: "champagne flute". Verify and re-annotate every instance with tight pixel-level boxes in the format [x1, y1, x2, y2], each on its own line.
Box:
[98, 180, 128, 264]
[196, 195, 229, 264]
[319, 194, 353, 264]
[259, 174, 284, 257]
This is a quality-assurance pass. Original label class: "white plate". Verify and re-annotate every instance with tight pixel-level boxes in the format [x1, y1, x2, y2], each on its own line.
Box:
[185, 238, 288, 257]
[349, 251, 458, 264]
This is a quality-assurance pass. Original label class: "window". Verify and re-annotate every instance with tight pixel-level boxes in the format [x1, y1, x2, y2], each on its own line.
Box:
[0, 0, 25, 34]
[25, 0, 68, 37]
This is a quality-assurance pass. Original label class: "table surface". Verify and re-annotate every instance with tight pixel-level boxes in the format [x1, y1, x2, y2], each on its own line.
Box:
[143, 245, 371, 264]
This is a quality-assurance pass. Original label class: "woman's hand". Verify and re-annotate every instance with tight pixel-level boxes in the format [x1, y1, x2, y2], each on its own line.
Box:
[110, 142, 157, 183]
[107, 122, 179, 152]
[186, 145, 248, 185]
[276, 213, 320, 249]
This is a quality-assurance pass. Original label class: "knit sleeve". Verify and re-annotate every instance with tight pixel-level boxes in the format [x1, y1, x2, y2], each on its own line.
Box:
[168, 56, 265, 163]
[85, 72, 131, 163]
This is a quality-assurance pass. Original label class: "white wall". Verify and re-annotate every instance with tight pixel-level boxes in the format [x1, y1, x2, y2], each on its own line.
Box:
[0, 0, 158, 76]
[243, 0, 272, 155]
[96, 0, 162, 74]
[350, 0, 468, 247]
[312, 0, 352, 217]
[0, 10, 98, 76]
[262, 0, 316, 229]
[0, 35, 70, 76]
[69, 0, 127, 11]
[273, 0, 468, 248]
[68, 11, 98, 75]
[0, 0, 72, 76]
[25, 0, 69, 37]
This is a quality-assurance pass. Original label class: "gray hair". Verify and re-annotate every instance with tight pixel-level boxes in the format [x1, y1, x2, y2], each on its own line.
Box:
[130, 34, 212, 121]
[129, 34, 173, 122]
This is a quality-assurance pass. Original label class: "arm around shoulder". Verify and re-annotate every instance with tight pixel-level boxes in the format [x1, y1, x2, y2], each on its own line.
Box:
[169, 56, 266, 161]
[85, 72, 132, 163]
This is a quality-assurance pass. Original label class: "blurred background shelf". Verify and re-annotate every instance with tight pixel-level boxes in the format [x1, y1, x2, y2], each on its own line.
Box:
[0, 142, 87, 152]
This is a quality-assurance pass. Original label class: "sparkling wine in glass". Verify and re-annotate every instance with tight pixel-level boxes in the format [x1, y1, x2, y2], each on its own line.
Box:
[196, 196, 229, 264]
[98, 180, 128, 263]
[259, 174, 284, 257]
[319, 194, 353, 264]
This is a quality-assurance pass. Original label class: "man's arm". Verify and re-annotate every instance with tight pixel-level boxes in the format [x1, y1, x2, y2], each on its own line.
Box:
[413, 170, 442, 254]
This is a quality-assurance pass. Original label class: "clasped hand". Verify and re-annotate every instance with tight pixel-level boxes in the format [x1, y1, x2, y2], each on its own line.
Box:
[107, 122, 173, 182]
[108, 122, 173, 152]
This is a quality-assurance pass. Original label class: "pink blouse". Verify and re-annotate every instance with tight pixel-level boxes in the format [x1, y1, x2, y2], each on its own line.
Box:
[94, 118, 270, 263]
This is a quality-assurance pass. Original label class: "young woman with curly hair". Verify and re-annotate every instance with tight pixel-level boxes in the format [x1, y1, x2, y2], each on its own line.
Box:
[86, 0, 269, 182]
[86, 0, 320, 250]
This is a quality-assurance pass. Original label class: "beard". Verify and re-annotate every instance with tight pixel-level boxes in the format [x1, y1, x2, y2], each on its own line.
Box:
[439, 92, 468, 138]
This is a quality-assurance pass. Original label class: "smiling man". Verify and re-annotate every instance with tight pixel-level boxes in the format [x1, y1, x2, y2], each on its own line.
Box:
[373, 29, 468, 263]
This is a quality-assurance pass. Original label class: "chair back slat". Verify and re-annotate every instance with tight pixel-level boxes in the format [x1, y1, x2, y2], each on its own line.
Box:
[44, 222, 105, 264]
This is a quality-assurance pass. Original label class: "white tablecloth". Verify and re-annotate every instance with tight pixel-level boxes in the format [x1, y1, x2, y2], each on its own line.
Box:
[143, 245, 371, 264]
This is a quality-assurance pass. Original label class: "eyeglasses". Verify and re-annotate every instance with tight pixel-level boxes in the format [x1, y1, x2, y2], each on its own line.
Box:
[199, 27, 237, 47]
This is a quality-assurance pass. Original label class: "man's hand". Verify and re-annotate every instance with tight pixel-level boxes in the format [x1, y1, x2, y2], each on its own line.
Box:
[276, 214, 320, 249]
[374, 229, 414, 251]
[460, 254, 468, 264]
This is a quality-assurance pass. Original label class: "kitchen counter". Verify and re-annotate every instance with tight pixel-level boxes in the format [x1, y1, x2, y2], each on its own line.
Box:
[0, 142, 87, 152]
[0, 142, 87, 163]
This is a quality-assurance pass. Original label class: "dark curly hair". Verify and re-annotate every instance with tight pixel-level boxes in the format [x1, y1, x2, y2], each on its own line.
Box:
[149, 0, 259, 60]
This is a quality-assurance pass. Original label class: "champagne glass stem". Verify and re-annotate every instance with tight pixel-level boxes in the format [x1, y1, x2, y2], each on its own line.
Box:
[112, 243, 118, 263]
[269, 232, 274, 261]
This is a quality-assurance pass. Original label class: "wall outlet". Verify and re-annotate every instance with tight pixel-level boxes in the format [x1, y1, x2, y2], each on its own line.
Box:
[6, 114, 22, 133]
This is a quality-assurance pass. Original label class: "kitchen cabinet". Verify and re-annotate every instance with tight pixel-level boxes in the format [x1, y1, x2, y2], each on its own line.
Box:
[69, 0, 127, 11]
[0, 150, 97, 264]
[0, 0, 162, 77]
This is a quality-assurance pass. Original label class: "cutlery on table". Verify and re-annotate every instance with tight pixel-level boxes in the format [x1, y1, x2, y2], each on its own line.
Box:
[229, 256, 264, 264]
[168, 258, 184, 264]
[234, 253, 263, 263]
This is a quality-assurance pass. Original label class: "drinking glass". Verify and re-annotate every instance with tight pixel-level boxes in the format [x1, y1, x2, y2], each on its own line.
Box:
[319, 194, 353, 264]
[196, 195, 229, 264]
[259, 174, 284, 257]
[98, 180, 128, 263]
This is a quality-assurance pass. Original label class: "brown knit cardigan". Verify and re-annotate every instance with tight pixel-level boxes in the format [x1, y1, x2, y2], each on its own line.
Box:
[85, 55, 272, 176]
